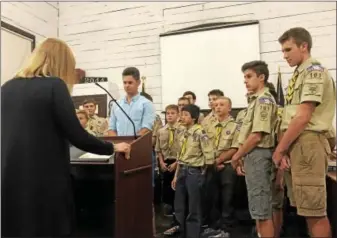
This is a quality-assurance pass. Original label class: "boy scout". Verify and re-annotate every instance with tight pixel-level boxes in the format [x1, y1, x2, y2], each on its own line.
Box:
[183, 91, 205, 123]
[274, 27, 335, 238]
[177, 97, 190, 125]
[156, 105, 182, 214]
[76, 109, 96, 136]
[206, 96, 239, 237]
[171, 104, 214, 238]
[231, 60, 277, 238]
[202, 89, 224, 130]
[82, 99, 109, 136]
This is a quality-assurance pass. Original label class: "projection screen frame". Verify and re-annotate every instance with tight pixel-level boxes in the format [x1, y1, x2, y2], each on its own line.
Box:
[1, 21, 36, 51]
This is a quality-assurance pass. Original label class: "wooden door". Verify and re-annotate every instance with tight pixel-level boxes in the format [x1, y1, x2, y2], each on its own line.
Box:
[72, 94, 108, 118]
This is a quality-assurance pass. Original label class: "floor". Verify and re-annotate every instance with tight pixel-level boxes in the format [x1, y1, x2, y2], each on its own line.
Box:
[154, 204, 310, 238]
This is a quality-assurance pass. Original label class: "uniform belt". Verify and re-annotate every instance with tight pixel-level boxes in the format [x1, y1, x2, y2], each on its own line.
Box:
[178, 162, 202, 169]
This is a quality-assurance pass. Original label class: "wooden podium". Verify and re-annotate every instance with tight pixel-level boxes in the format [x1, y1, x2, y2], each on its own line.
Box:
[71, 132, 153, 238]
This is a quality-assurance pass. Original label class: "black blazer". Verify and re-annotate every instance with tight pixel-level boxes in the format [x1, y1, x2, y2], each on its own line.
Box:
[1, 76, 114, 237]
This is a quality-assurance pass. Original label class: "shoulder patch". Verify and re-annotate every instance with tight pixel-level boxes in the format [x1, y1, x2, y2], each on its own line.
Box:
[258, 97, 273, 104]
[307, 64, 324, 72]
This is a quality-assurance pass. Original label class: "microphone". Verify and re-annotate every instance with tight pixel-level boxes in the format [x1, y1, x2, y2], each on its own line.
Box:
[95, 82, 137, 139]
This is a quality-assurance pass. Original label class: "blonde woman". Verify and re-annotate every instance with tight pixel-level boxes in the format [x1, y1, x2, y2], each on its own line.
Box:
[1, 38, 130, 237]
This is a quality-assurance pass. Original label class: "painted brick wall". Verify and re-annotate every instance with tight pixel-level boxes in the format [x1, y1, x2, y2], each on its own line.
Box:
[59, 2, 336, 115]
[1, 2, 58, 43]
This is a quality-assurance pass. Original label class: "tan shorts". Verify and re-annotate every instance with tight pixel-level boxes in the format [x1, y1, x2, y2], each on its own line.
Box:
[288, 131, 330, 217]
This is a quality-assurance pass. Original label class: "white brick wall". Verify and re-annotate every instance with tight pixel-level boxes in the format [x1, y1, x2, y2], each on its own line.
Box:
[58, 2, 336, 114]
[1, 2, 58, 43]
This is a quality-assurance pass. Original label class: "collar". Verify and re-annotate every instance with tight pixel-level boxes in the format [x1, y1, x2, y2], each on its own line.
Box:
[123, 92, 140, 103]
[248, 87, 269, 101]
[215, 116, 233, 127]
[187, 124, 201, 133]
[166, 122, 179, 130]
[296, 57, 320, 73]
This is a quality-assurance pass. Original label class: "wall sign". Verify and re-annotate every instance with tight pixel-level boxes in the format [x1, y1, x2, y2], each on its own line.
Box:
[80, 77, 108, 84]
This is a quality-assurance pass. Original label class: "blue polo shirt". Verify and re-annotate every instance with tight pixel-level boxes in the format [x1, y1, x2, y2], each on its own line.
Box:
[109, 93, 155, 136]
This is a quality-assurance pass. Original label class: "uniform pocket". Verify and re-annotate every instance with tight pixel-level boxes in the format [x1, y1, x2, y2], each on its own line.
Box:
[296, 184, 325, 210]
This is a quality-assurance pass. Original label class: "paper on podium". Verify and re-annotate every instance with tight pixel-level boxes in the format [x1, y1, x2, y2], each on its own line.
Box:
[79, 153, 111, 159]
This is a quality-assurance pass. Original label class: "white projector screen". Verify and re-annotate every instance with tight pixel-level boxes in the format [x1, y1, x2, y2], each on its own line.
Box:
[160, 23, 260, 110]
[1, 26, 33, 85]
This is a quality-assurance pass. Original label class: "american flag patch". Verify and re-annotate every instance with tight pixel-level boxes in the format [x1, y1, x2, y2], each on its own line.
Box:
[259, 97, 272, 104]
[307, 65, 324, 72]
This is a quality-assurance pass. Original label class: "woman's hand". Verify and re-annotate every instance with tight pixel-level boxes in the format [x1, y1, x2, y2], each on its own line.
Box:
[114, 142, 131, 159]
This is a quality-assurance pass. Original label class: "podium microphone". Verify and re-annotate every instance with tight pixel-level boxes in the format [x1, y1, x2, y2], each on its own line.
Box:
[95, 82, 137, 139]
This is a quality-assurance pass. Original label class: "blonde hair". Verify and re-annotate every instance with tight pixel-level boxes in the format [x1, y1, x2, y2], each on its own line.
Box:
[76, 109, 89, 120]
[15, 38, 76, 92]
[216, 96, 232, 108]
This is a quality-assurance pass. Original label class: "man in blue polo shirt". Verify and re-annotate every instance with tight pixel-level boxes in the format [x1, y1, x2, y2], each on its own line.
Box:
[107, 66, 157, 236]
[108, 67, 155, 136]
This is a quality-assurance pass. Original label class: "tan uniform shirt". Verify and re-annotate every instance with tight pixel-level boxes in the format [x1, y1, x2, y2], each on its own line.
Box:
[281, 57, 336, 132]
[155, 123, 184, 160]
[238, 87, 277, 148]
[201, 111, 217, 131]
[178, 124, 214, 166]
[85, 127, 97, 136]
[198, 112, 205, 124]
[275, 107, 284, 142]
[207, 117, 239, 158]
[235, 109, 247, 130]
[152, 114, 163, 146]
[87, 115, 108, 137]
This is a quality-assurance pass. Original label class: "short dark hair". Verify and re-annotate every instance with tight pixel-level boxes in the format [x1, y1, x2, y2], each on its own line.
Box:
[165, 104, 179, 113]
[241, 60, 269, 83]
[278, 27, 312, 52]
[82, 98, 96, 105]
[122, 67, 140, 81]
[183, 91, 196, 100]
[208, 89, 224, 97]
[140, 92, 153, 102]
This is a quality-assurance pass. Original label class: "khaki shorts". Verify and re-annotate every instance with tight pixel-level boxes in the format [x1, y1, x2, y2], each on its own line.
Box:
[288, 132, 330, 217]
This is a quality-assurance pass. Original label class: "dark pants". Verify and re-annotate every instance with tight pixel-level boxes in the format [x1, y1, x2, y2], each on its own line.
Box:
[214, 164, 237, 231]
[201, 167, 218, 227]
[162, 159, 176, 207]
[175, 165, 204, 238]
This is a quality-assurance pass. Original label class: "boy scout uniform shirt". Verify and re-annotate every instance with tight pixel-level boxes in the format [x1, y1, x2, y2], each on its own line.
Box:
[87, 115, 108, 136]
[275, 107, 284, 142]
[238, 87, 277, 148]
[178, 124, 214, 167]
[85, 126, 97, 136]
[201, 111, 217, 131]
[235, 109, 247, 130]
[152, 114, 163, 146]
[207, 117, 240, 158]
[155, 123, 184, 160]
[281, 57, 336, 132]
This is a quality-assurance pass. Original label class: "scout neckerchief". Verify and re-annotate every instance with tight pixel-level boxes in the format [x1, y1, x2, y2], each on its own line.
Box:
[179, 124, 201, 158]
